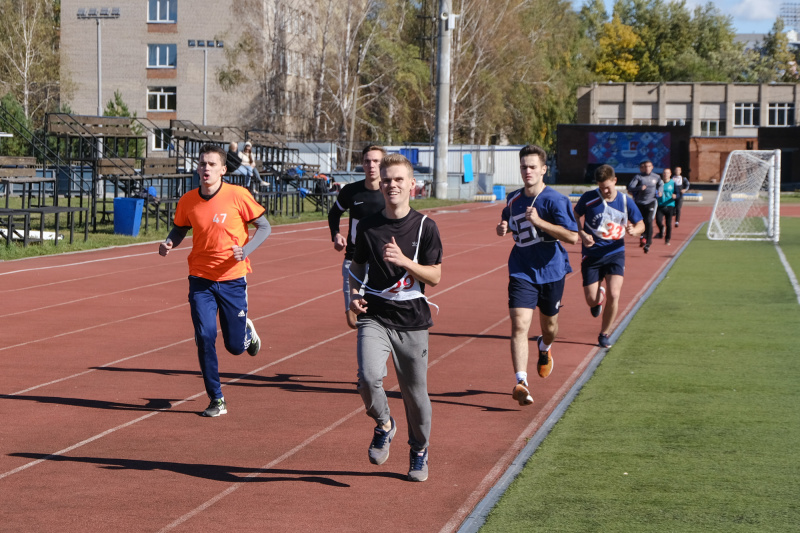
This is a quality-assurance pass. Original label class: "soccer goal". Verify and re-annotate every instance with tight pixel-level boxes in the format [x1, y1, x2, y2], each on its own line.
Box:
[707, 149, 781, 243]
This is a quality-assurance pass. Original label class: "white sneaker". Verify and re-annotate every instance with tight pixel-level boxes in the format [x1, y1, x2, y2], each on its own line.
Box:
[246, 318, 261, 356]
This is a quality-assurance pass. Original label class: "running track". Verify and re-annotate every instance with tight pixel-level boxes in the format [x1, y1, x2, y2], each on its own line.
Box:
[1, 201, 712, 532]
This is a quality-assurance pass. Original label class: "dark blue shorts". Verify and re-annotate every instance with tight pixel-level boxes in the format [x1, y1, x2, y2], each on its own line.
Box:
[581, 251, 625, 286]
[508, 275, 566, 316]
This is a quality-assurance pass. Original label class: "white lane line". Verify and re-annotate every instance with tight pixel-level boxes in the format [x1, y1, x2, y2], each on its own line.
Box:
[158, 316, 508, 532]
[0, 224, 329, 277]
[775, 242, 800, 305]
[0, 260, 338, 320]
[0, 328, 354, 482]
[5, 289, 341, 395]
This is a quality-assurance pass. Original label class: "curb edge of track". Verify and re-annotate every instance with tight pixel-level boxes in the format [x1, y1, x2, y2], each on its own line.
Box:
[456, 223, 705, 533]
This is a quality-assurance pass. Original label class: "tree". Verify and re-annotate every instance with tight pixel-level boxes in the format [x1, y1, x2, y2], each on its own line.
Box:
[593, 15, 642, 81]
[0, 0, 60, 124]
[751, 18, 798, 82]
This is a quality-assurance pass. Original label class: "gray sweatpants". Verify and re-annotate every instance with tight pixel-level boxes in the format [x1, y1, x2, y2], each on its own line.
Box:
[356, 317, 431, 451]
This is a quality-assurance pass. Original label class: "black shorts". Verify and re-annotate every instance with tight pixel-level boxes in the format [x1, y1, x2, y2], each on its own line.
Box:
[581, 251, 625, 286]
[508, 275, 566, 316]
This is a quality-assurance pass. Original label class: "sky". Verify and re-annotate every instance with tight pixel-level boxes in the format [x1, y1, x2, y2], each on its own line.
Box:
[577, 0, 794, 34]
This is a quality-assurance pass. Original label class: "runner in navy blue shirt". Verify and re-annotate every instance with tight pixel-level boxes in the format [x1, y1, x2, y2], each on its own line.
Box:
[574, 164, 644, 349]
[496, 145, 578, 406]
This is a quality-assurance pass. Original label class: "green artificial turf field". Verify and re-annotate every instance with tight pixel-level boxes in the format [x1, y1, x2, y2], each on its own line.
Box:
[481, 219, 800, 532]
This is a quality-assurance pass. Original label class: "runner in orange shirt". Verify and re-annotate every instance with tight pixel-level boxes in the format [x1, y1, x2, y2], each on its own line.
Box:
[159, 144, 271, 417]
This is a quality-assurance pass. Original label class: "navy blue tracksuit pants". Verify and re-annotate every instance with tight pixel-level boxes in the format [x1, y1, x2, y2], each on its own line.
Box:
[188, 276, 251, 400]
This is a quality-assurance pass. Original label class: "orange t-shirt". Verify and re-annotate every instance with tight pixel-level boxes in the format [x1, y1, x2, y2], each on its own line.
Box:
[173, 183, 266, 281]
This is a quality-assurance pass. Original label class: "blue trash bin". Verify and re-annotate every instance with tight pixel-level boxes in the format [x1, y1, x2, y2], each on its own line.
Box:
[113, 197, 144, 237]
[493, 185, 506, 201]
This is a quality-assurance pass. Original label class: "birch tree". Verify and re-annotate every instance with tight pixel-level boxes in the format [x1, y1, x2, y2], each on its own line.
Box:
[0, 0, 60, 123]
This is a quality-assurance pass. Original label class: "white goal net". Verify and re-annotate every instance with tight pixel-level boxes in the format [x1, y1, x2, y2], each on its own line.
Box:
[707, 150, 781, 242]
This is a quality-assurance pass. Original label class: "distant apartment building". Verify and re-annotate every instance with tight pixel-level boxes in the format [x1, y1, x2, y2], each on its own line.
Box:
[576, 82, 800, 137]
[569, 82, 800, 183]
[60, 0, 319, 152]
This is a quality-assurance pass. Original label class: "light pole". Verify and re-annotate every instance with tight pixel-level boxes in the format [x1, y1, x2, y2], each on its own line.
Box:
[188, 40, 224, 125]
[433, 1, 457, 199]
[346, 43, 363, 173]
[77, 7, 120, 116]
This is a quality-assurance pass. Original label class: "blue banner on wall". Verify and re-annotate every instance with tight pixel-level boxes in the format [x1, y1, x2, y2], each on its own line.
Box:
[588, 132, 671, 173]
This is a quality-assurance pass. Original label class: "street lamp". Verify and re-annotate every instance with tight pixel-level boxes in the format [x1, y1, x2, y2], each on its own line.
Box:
[188, 39, 224, 125]
[77, 7, 121, 116]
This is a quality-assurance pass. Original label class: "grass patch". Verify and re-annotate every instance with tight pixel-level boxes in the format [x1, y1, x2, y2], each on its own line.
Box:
[481, 224, 800, 532]
[0, 195, 468, 261]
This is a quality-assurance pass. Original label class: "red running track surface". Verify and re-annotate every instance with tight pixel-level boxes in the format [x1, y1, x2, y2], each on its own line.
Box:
[0, 201, 713, 532]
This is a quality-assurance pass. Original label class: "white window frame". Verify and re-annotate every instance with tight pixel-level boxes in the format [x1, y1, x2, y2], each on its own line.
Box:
[598, 118, 618, 125]
[768, 103, 794, 126]
[147, 44, 177, 69]
[701, 120, 722, 136]
[148, 0, 177, 23]
[152, 128, 171, 151]
[147, 87, 177, 112]
[734, 103, 759, 127]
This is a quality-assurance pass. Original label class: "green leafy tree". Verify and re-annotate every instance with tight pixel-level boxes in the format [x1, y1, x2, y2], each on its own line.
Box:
[751, 18, 798, 82]
[0, 92, 33, 156]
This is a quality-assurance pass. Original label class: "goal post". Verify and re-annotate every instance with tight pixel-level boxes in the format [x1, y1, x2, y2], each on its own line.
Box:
[707, 149, 781, 243]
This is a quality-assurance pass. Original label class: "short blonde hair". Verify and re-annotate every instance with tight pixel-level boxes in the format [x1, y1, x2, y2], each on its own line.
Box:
[380, 153, 414, 176]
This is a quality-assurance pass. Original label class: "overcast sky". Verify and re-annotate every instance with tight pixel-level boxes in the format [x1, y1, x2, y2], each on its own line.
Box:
[578, 0, 795, 34]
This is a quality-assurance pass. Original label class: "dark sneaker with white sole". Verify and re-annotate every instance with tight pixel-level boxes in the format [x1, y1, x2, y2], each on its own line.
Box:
[202, 398, 227, 417]
[591, 286, 606, 318]
[246, 318, 261, 356]
[368, 417, 396, 465]
[408, 448, 428, 482]
[598, 333, 613, 348]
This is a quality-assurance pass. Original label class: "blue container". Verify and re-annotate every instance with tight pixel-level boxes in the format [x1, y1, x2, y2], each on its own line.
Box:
[493, 185, 506, 201]
[113, 197, 144, 236]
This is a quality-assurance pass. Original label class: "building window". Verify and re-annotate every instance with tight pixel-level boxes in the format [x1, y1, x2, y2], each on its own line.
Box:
[768, 103, 794, 126]
[667, 119, 688, 126]
[148, 0, 177, 23]
[148, 44, 177, 68]
[148, 87, 176, 111]
[598, 118, 618, 125]
[634, 119, 653, 126]
[701, 120, 722, 136]
[152, 128, 171, 151]
[734, 103, 759, 127]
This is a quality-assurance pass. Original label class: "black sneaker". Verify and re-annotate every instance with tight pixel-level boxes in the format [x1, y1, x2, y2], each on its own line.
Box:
[654, 232, 663, 239]
[368, 417, 396, 465]
[408, 448, 429, 482]
[639, 237, 646, 248]
[590, 286, 606, 318]
[675, 221, 680, 227]
[246, 318, 261, 356]
[202, 398, 227, 417]
[644, 245, 650, 254]
[598, 333, 612, 348]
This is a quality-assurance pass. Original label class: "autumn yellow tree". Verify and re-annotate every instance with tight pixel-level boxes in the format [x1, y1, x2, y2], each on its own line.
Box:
[594, 15, 642, 82]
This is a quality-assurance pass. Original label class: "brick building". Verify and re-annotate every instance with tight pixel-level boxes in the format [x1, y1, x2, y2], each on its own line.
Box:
[60, 0, 318, 152]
